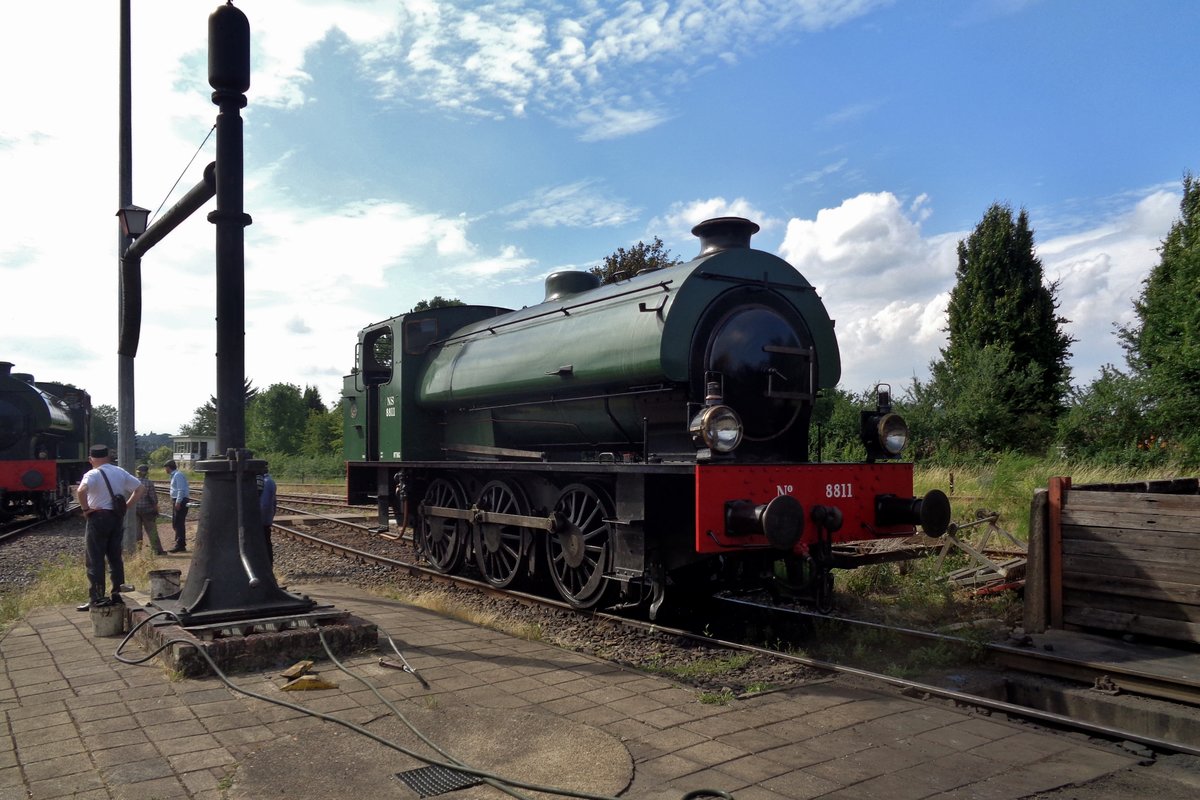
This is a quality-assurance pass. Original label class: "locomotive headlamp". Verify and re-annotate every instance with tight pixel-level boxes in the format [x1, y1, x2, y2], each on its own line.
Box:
[860, 384, 907, 462]
[690, 404, 743, 453]
[876, 413, 908, 455]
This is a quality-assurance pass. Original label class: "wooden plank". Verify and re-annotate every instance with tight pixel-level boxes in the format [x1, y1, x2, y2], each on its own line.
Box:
[1063, 552, 1200, 588]
[1024, 489, 1049, 633]
[1060, 533, 1200, 568]
[1061, 507, 1200, 535]
[1063, 606, 1200, 643]
[1048, 477, 1069, 628]
[1064, 490, 1200, 516]
[1073, 478, 1199, 495]
[1065, 587, 1200, 624]
[1062, 573, 1200, 606]
[1062, 524, 1200, 551]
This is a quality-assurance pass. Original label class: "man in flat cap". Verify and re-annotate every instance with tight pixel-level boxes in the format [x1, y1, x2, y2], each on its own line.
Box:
[134, 464, 165, 556]
[76, 444, 144, 611]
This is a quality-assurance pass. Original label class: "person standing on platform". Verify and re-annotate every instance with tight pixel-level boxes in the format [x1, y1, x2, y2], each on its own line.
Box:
[165, 460, 190, 553]
[134, 464, 165, 555]
[258, 470, 277, 566]
[76, 444, 144, 611]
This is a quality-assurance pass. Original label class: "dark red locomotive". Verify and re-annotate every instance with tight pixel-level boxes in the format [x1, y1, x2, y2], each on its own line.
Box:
[0, 361, 91, 520]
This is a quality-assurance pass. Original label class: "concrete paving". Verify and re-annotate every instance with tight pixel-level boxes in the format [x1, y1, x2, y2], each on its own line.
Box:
[1, 582, 1141, 800]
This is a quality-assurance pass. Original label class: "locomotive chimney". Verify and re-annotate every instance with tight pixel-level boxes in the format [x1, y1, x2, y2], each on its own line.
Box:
[691, 217, 760, 257]
[0, 362, 11, 378]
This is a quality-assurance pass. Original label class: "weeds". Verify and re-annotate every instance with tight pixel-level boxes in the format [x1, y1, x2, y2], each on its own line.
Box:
[642, 652, 752, 681]
[698, 689, 736, 705]
[368, 586, 544, 641]
[0, 548, 166, 638]
[742, 681, 776, 696]
[918, 454, 1180, 541]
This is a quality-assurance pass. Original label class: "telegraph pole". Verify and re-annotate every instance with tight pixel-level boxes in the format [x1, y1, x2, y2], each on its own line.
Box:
[117, 0, 137, 551]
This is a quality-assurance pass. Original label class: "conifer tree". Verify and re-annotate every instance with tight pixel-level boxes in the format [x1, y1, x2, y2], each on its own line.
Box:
[927, 203, 1073, 451]
[1119, 174, 1200, 452]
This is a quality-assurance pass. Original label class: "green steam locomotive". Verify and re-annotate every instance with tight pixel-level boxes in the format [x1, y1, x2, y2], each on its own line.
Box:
[343, 218, 948, 616]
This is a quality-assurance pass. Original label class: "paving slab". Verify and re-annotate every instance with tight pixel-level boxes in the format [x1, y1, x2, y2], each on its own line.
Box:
[0, 582, 1148, 799]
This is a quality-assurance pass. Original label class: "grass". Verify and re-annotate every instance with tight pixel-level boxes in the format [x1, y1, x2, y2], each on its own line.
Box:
[793, 454, 1189, 678]
[698, 689, 736, 705]
[786, 619, 992, 679]
[0, 549, 166, 637]
[832, 549, 1024, 634]
[742, 681, 776, 696]
[916, 454, 1183, 541]
[640, 652, 753, 681]
[369, 586, 546, 641]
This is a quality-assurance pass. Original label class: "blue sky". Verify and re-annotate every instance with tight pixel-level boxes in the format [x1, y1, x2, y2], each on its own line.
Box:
[2, 0, 1197, 435]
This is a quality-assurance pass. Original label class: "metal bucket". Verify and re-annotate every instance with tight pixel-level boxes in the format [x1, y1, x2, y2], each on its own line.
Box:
[149, 569, 182, 600]
[90, 603, 125, 637]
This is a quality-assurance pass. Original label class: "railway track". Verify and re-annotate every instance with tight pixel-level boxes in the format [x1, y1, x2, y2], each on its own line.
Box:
[713, 596, 1200, 707]
[160, 485, 347, 509]
[271, 506, 1200, 757]
[0, 505, 80, 544]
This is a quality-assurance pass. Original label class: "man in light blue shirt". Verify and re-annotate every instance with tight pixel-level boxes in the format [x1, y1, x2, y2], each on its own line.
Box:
[258, 470, 277, 566]
[165, 459, 190, 552]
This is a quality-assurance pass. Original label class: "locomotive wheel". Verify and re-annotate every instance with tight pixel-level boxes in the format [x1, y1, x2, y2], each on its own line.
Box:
[546, 483, 613, 609]
[418, 478, 468, 573]
[472, 480, 530, 588]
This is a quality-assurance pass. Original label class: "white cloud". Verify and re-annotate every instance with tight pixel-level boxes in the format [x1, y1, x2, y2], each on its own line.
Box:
[821, 102, 879, 126]
[350, 0, 889, 137]
[575, 106, 673, 141]
[653, 197, 777, 244]
[776, 192, 958, 391]
[2, 0, 1181, 440]
[1041, 189, 1179, 381]
[501, 181, 641, 229]
[773, 187, 1183, 395]
[797, 158, 850, 186]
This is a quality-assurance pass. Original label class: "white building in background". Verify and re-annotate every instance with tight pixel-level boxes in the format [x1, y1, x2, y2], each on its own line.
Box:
[171, 435, 217, 466]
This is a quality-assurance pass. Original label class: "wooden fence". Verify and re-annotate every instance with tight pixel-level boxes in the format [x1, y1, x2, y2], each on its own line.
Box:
[1025, 477, 1200, 644]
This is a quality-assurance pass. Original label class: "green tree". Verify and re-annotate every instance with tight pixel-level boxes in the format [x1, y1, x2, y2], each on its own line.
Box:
[808, 387, 872, 461]
[927, 204, 1073, 453]
[179, 401, 215, 437]
[412, 296, 465, 311]
[147, 445, 173, 466]
[913, 343, 1051, 455]
[590, 237, 680, 285]
[1055, 365, 1149, 463]
[302, 385, 324, 414]
[1118, 173, 1200, 460]
[179, 379, 257, 436]
[301, 407, 340, 457]
[90, 404, 118, 448]
[246, 383, 308, 455]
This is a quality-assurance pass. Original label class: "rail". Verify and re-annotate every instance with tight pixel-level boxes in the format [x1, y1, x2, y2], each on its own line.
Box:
[273, 507, 1200, 757]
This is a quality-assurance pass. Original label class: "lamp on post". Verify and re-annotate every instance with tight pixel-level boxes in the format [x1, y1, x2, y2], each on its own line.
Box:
[116, 205, 150, 239]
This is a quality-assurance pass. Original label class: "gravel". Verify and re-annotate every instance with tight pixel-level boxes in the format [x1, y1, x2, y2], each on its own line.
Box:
[1, 513, 819, 697]
[0, 514, 87, 594]
[269, 520, 823, 697]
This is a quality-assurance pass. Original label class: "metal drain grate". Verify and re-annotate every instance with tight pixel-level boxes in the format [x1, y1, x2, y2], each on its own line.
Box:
[395, 765, 482, 798]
